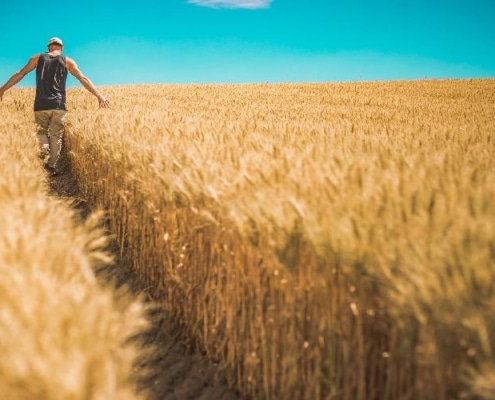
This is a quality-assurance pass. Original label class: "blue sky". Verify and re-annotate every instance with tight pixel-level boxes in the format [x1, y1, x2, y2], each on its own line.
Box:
[1, 0, 494, 86]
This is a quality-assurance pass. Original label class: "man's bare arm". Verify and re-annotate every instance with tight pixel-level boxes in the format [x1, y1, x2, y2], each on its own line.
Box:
[0, 55, 39, 101]
[66, 57, 109, 108]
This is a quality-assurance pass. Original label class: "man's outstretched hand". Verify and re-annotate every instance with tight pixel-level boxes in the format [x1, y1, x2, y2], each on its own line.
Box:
[98, 96, 110, 108]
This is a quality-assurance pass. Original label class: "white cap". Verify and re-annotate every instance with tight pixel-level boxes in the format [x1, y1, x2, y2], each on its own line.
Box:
[48, 37, 63, 46]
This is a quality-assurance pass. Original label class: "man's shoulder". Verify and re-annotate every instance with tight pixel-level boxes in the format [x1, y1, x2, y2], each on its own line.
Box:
[64, 56, 77, 69]
[24, 53, 41, 68]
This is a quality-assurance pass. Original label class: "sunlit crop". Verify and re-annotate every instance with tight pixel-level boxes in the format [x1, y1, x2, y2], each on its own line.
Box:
[3, 79, 494, 399]
[0, 90, 149, 400]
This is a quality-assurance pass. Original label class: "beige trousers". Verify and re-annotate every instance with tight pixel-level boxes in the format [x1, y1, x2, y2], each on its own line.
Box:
[34, 110, 67, 169]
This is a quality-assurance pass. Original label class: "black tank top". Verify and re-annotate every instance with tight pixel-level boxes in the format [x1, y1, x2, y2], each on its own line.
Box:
[34, 53, 68, 111]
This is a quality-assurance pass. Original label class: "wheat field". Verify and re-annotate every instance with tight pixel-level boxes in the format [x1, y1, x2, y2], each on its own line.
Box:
[0, 89, 150, 399]
[2, 79, 494, 399]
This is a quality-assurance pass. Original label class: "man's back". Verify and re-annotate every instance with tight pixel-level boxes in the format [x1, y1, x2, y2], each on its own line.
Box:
[0, 36, 109, 108]
[34, 52, 68, 111]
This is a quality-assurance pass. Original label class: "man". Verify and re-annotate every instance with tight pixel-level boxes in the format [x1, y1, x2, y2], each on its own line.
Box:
[0, 37, 109, 176]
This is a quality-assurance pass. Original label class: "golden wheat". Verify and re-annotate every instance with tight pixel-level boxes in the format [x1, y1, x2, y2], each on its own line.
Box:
[66, 79, 494, 400]
[4, 79, 494, 399]
[0, 97, 150, 399]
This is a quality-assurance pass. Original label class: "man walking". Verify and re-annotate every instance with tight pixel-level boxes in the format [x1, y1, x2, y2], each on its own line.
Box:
[0, 37, 109, 176]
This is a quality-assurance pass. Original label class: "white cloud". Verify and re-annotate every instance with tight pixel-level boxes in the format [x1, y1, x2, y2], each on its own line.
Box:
[187, 0, 272, 9]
